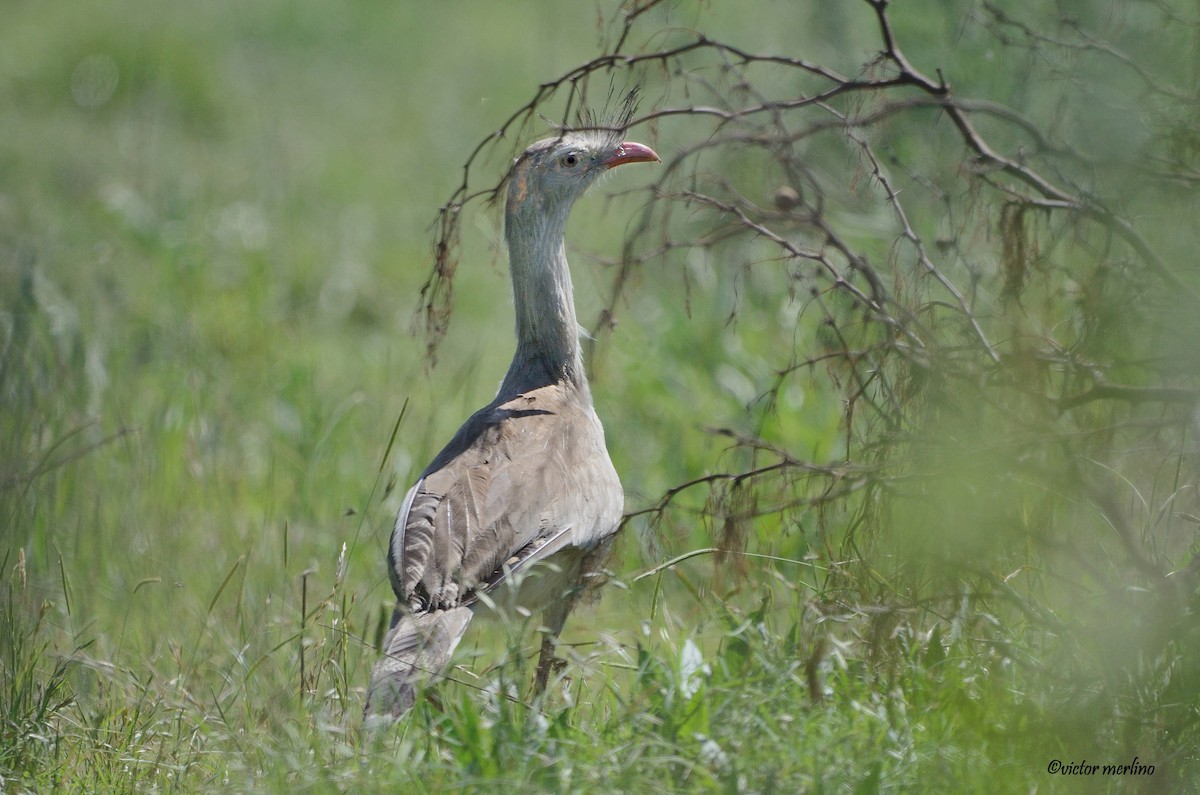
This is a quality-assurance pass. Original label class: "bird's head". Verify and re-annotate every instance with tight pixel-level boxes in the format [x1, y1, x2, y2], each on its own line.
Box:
[506, 131, 659, 219]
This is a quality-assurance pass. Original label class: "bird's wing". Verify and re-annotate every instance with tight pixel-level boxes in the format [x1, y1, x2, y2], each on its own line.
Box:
[385, 479, 422, 603]
[388, 384, 623, 611]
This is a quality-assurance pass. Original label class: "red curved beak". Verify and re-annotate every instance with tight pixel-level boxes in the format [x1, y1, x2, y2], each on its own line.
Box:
[600, 141, 660, 169]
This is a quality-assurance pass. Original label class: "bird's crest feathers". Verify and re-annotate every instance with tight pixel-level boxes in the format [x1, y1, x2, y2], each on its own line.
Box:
[519, 88, 642, 166]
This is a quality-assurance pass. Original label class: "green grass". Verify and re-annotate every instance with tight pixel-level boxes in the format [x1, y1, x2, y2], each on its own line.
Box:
[3, 0, 1199, 792]
[0, 545, 1072, 792]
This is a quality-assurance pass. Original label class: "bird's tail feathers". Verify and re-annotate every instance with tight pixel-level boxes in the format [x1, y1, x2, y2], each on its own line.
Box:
[364, 605, 473, 721]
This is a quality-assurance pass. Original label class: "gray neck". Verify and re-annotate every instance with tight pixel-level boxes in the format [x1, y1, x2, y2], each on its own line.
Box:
[499, 199, 589, 396]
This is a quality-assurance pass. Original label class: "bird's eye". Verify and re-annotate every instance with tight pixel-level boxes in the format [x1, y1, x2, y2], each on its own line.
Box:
[561, 153, 579, 167]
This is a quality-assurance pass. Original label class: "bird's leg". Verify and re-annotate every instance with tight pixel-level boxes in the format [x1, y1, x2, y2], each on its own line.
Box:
[534, 633, 567, 694]
[533, 591, 579, 696]
[533, 541, 618, 695]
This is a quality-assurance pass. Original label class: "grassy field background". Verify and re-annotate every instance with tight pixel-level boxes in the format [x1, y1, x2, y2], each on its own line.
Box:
[4, 1, 1198, 792]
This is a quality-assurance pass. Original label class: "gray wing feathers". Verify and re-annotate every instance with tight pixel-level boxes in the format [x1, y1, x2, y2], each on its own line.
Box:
[389, 386, 622, 611]
[368, 386, 622, 720]
[386, 481, 421, 604]
[363, 605, 473, 719]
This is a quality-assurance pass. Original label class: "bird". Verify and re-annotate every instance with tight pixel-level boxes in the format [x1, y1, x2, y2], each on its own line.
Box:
[363, 125, 660, 720]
